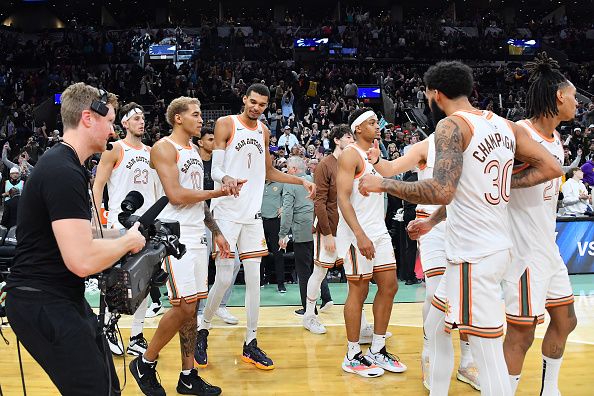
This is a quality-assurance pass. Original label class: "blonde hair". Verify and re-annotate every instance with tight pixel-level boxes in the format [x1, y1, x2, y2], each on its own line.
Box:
[166, 97, 201, 126]
[60, 83, 118, 130]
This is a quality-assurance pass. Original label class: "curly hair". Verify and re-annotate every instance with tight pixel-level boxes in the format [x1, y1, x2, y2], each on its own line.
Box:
[423, 61, 474, 99]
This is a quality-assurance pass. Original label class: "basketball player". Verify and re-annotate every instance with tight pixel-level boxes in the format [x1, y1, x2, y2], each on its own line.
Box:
[304, 125, 391, 343]
[359, 61, 562, 395]
[92, 102, 155, 357]
[130, 97, 231, 396]
[303, 124, 351, 334]
[196, 83, 315, 370]
[337, 108, 406, 378]
[366, 136, 479, 390]
[502, 53, 578, 395]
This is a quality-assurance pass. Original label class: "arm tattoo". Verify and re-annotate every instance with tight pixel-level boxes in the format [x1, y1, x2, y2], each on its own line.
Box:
[511, 166, 550, 189]
[204, 204, 221, 235]
[429, 205, 447, 224]
[380, 118, 463, 205]
[179, 318, 197, 359]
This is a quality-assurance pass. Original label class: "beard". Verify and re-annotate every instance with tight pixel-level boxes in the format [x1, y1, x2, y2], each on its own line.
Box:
[429, 99, 448, 126]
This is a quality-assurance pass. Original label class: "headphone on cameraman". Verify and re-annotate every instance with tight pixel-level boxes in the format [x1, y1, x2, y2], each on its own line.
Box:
[90, 89, 109, 117]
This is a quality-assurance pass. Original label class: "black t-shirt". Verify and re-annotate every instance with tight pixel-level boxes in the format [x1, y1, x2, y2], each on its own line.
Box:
[6, 144, 92, 301]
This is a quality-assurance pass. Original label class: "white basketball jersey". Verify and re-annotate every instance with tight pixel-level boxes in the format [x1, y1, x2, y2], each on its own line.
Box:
[416, 134, 440, 216]
[106, 140, 156, 228]
[445, 110, 515, 263]
[156, 137, 205, 230]
[508, 119, 564, 280]
[211, 115, 266, 224]
[337, 144, 388, 241]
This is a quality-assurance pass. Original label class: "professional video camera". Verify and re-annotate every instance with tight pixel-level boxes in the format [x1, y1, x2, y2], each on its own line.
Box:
[102, 191, 186, 315]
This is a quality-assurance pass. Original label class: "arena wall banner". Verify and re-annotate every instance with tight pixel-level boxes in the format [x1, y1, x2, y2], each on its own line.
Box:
[556, 218, 594, 274]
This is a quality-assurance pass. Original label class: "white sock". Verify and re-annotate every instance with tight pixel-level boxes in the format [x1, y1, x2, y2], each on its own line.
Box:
[361, 308, 370, 329]
[131, 295, 150, 338]
[468, 336, 512, 396]
[347, 341, 361, 360]
[509, 374, 521, 394]
[370, 333, 386, 354]
[142, 355, 155, 364]
[200, 258, 235, 330]
[541, 355, 563, 396]
[459, 340, 473, 368]
[181, 369, 192, 376]
[422, 335, 429, 361]
[305, 265, 327, 316]
[243, 259, 261, 344]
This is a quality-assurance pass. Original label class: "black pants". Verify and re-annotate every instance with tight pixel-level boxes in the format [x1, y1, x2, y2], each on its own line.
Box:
[400, 220, 418, 282]
[150, 285, 161, 304]
[263, 217, 285, 286]
[294, 241, 332, 309]
[5, 288, 120, 396]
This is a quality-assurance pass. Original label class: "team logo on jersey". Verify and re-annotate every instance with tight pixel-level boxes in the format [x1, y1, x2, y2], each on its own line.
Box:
[261, 238, 267, 248]
[444, 299, 452, 316]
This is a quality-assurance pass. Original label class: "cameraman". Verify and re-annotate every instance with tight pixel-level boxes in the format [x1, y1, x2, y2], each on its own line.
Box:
[4, 82, 145, 396]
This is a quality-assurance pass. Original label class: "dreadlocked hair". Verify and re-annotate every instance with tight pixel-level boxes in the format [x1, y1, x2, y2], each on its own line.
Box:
[525, 52, 570, 119]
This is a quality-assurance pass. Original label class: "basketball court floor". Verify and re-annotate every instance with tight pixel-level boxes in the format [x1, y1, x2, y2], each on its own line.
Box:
[2, 277, 594, 395]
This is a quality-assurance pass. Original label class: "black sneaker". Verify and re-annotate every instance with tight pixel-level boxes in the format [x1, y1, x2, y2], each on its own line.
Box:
[177, 369, 222, 396]
[241, 339, 274, 370]
[278, 284, 287, 293]
[294, 308, 305, 317]
[129, 357, 165, 396]
[194, 329, 208, 368]
[127, 333, 148, 356]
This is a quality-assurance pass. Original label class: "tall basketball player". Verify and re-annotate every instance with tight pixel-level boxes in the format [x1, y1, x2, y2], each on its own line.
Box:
[337, 108, 406, 378]
[196, 83, 315, 370]
[502, 53, 578, 395]
[359, 61, 562, 396]
[92, 102, 156, 357]
[366, 136, 479, 390]
[129, 97, 231, 396]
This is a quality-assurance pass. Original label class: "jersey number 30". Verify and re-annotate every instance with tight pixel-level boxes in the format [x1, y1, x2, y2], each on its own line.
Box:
[484, 159, 513, 205]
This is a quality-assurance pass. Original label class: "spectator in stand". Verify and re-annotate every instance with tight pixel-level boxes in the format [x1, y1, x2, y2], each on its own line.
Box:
[281, 88, 295, 123]
[581, 158, 594, 187]
[278, 125, 299, 151]
[343, 79, 358, 100]
[2, 143, 33, 179]
[562, 168, 593, 215]
[1, 187, 20, 229]
[3, 167, 24, 202]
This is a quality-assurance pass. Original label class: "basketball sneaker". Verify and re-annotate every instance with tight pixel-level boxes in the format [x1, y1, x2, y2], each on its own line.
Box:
[105, 320, 124, 356]
[457, 364, 481, 391]
[215, 307, 238, 325]
[342, 352, 385, 378]
[303, 314, 327, 334]
[129, 357, 165, 396]
[177, 368, 222, 396]
[145, 302, 165, 318]
[127, 333, 148, 356]
[359, 324, 393, 344]
[366, 347, 407, 373]
[241, 339, 274, 370]
[319, 300, 334, 313]
[194, 329, 209, 368]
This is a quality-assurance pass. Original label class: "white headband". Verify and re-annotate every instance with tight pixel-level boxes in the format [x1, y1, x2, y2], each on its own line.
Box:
[121, 108, 143, 123]
[350, 110, 376, 132]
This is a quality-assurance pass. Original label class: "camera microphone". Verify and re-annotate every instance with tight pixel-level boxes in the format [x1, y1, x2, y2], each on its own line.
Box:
[138, 196, 169, 228]
[121, 191, 144, 213]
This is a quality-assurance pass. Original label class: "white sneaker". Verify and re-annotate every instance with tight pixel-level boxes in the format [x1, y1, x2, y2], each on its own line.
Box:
[457, 365, 481, 391]
[145, 302, 165, 318]
[104, 320, 124, 356]
[366, 347, 407, 373]
[359, 324, 393, 344]
[342, 352, 384, 378]
[215, 307, 238, 325]
[303, 315, 327, 334]
[319, 300, 334, 313]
